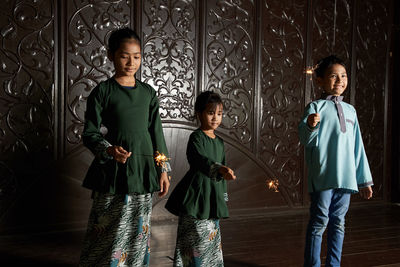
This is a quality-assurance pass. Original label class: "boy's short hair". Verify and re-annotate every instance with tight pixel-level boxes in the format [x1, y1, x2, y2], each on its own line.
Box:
[108, 27, 141, 55]
[195, 91, 223, 114]
[315, 55, 346, 78]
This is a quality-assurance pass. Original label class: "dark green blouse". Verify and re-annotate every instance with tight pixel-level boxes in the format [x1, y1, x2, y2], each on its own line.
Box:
[165, 129, 229, 219]
[82, 78, 169, 194]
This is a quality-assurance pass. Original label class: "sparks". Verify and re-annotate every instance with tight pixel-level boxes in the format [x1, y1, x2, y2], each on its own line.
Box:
[266, 179, 279, 192]
[305, 68, 314, 75]
[154, 151, 170, 168]
[305, 63, 319, 79]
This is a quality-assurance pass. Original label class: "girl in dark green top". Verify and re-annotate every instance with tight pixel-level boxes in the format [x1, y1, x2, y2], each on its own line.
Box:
[79, 28, 170, 266]
[166, 91, 236, 267]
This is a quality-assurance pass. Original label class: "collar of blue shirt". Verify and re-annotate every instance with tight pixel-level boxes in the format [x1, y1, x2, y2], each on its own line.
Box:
[320, 93, 344, 102]
[320, 93, 346, 133]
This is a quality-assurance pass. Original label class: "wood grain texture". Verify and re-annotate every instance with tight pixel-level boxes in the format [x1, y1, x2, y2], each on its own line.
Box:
[0, 203, 399, 266]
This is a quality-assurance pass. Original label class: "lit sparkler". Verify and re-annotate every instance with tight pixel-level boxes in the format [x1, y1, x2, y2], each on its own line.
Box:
[305, 67, 314, 75]
[154, 151, 170, 169]
[305, 63, 320, 80]
[305, 65, 316, 77]
[266, 178, 279, 192]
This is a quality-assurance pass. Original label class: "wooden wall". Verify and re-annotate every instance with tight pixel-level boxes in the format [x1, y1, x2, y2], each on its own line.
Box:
[391, 0, 400, 203]
[0, 0, 394, 230]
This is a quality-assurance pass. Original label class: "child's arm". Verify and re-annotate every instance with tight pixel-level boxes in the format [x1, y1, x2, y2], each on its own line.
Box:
[353, 112, 374, 193]
[187, 134, 228, 180]
[359, 186, 373, 199]
[82, 86, 115, 163]
[146, 85, 171, 195]
[83, 86, 131, 164]
[218, 150, 236, 180]
[106, 146, 132, 164]
[158, 172, 170, 197]
[307, 113, 320, 128]
[148, 86, 169, 159]
[298, 102, 320, 147]
[218, 166, 236, 180]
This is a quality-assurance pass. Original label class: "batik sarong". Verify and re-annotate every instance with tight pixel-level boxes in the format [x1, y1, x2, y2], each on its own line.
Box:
[79, 192, 152, 266]
[173, 214, 224, 267]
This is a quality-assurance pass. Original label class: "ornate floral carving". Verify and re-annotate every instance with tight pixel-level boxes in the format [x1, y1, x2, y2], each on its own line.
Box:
[0, 0, 54, 161]
[259, 0, 306, 205]
[142, 0, 196, 122]
[0, 0, 54, 218]
[66, 0, 130, 152]
[205, 0, 254, 147]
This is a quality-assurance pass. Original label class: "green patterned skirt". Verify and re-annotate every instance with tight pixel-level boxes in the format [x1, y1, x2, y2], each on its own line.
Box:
[79, 192, 152, 267]
[173, 215, 224, 267]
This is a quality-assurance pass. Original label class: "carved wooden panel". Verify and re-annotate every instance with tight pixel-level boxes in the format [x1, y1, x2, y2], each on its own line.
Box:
[311, 0, 353, 101]
[0, 0, 393, 222]
[354, 0, 389, 198]
[0, 0, 54, 215]
[0, 0, 54, 161]
[204, 0, 255, 149]
[259, 0, 306, 205]
[142, 0, 197, 122]
[65, 0, 131, 153]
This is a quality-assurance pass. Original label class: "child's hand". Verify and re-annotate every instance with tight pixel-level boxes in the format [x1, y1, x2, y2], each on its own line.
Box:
[107, 146, 132, 164]
[307, 113, 320, 128]
[359, 186, 373, 199]
[219, 166, 236, 180]
[158, 172, 170, 197]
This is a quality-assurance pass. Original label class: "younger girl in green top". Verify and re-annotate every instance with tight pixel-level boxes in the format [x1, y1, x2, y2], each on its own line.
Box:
[166, 91, 236, 267]
[79, 28, 170, 266]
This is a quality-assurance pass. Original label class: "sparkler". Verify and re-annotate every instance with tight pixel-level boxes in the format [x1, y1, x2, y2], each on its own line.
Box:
[305, 64, 319, 80]
[154, 151, 170, 170]
[129, 151, 171, 174]
[305, 67, 314, 75]
[266, 178, 279, 192]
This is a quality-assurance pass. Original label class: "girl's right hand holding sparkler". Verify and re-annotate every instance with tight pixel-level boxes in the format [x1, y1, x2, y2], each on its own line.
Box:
[219, 166, 236, 180]
[106, 146, 132, 164]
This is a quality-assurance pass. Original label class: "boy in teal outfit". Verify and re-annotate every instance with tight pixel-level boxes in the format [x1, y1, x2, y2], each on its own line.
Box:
[298, 55, 373, 267]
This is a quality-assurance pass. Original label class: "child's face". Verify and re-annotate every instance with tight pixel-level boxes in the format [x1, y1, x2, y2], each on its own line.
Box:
[317, 64, 348, 96]
[108, 39, 141, 78]
[198, 103, 223, 131]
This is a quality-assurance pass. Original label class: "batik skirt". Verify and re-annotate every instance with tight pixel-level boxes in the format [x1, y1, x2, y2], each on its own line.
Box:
[173, 214, 224, 267]
[79, 192, 152, 267]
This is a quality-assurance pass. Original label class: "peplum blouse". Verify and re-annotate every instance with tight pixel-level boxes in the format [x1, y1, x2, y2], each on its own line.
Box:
[82, 78, 169, 194]
[165, 129, 229, 220]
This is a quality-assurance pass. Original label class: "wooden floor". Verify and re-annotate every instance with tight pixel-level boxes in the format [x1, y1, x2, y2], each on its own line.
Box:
[0, 202, 399, 266]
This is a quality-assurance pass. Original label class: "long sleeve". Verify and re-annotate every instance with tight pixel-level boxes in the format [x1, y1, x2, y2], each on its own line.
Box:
[82, 86, 113, 163]
[353, 115, 374, 188]
[187, 133, 223, 179]
[147, 86, 171, 173]
[298, 102, 320, 147]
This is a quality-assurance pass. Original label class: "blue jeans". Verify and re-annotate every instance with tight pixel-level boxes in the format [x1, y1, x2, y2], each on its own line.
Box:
[304, 189, 351, 267]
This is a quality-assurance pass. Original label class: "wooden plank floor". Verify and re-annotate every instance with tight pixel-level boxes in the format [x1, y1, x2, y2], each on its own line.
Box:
[0, 202, 399, 266]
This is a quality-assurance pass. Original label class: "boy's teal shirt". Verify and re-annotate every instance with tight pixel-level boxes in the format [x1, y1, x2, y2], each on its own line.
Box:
[298, 98, 373, 193]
